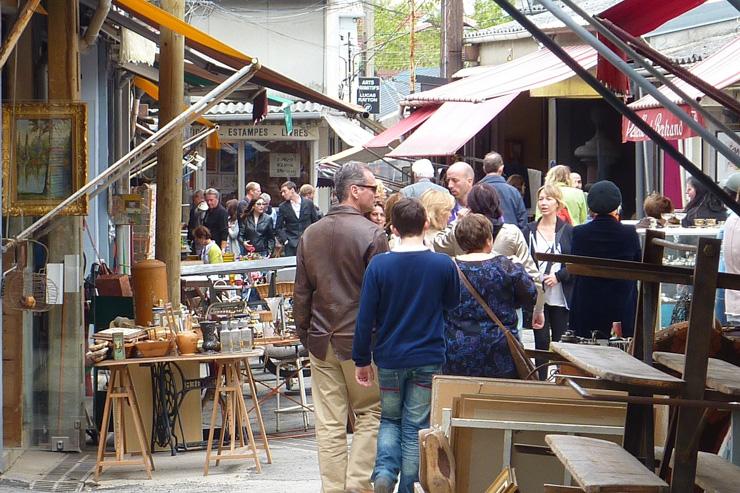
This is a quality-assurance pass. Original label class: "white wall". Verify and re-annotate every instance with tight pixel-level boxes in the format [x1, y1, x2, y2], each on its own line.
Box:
[189, 0, 327, 93]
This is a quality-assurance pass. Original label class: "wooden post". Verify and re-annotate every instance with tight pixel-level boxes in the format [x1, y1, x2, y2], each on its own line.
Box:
[155, 0, 184, 306]
[440, 0, 463, 79]
[670, 237, 721, 492]
[47, 0, 84, 446]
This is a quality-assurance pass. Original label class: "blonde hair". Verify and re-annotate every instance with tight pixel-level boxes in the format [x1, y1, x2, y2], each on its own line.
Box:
[299, 184, 314, 197]
[545, 165, 572, 187]
[537, 184, 565, 211]
[420, 189, 455, 231]
[374, 179, 387, 202]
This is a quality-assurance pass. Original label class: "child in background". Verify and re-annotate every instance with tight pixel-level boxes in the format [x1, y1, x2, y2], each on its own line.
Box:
[193, 225, 223, 264]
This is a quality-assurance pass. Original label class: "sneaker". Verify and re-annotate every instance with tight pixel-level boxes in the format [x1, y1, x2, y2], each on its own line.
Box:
[373, 476, 395, 493]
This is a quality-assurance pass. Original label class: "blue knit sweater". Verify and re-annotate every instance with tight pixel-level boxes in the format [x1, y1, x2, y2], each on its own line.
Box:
[353, 249, 460, 369]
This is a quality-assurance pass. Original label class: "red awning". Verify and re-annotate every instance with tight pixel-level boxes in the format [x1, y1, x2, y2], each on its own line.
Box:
[622, 37, 739, 142]
[402, 45, 597, 107]
[387, 93, 519, 158]
[628, 37, 740, 111]
[596, 0, 706, 93]
[364, 106, 438, 148]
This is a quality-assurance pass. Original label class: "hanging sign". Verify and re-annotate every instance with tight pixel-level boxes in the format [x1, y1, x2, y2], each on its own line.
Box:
[357, 77, 381, 114]
[269, 153, 300, 177]
[622, 104, 705, 142]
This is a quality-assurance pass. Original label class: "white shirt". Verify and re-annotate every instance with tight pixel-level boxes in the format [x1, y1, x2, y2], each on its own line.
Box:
[291, 197, 301, 219]
[533, 230, 567, 308]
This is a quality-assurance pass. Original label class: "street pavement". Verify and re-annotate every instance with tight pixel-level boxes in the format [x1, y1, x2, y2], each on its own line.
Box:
[0, 364, 321, 492]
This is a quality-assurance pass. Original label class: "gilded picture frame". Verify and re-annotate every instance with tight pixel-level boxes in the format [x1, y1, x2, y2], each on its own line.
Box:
[2, 102, 88, 216]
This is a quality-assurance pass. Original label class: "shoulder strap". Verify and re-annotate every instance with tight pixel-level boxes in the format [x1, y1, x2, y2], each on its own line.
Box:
[453, 259, 510, 334]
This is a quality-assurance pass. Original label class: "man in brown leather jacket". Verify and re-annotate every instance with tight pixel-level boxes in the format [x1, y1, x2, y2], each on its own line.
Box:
[294, 162, 389, 493]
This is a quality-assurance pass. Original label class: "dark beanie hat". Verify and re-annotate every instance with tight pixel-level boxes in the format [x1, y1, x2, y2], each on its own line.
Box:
[587, 180, 622, 215]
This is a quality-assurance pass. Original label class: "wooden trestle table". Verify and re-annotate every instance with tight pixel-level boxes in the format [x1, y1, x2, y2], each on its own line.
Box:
[94, 350, 271, 480]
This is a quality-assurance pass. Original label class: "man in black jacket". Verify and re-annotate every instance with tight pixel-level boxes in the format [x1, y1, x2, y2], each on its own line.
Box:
[202, 188, 229, 251]
[275, 181, 319, 256]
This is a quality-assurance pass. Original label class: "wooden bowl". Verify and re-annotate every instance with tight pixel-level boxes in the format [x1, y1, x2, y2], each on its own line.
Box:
[135, 339, 172, 358]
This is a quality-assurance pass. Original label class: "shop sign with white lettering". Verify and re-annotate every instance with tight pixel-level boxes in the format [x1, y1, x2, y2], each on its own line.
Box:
[357, 77, 381, 114]
[622, 105, 705, 142]
[218, 124, 318, 141]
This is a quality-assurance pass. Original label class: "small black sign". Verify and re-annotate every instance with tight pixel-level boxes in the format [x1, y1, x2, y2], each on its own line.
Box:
[357, 77, 381, 114]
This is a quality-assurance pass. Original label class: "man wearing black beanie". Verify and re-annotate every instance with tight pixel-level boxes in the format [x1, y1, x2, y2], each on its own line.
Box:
[569, 181, 643, 338]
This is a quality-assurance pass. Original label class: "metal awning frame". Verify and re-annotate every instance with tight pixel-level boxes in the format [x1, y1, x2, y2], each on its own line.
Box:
[492, 0, 739, 217]
[10, 62, 261, 245]
[558, 0, 739, 148]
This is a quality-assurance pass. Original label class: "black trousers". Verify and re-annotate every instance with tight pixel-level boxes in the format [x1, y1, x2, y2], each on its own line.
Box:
[533, 304, 570, 380]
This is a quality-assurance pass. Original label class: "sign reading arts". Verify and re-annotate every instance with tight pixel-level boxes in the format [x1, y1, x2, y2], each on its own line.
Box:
[269, 153, 300, 177]
[219, 124, 318, 141]
[357, 77, 381, 114]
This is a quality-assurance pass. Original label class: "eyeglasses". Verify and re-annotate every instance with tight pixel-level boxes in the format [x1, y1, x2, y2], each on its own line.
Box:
[255, 202, 265, 206]
[354, 183, 378, 192]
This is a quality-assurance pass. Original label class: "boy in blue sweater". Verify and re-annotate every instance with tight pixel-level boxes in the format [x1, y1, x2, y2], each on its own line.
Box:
[353, 198, 460, 493]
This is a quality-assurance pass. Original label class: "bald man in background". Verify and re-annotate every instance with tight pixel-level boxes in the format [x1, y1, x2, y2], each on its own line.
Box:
[445, 161, 475, 223]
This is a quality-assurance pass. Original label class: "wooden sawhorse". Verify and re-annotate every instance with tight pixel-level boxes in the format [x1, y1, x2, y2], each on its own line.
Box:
[94, 365, 154, 480]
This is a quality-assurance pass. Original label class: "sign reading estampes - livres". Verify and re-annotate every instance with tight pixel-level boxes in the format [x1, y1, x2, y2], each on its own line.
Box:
[218, 124, 319, 141]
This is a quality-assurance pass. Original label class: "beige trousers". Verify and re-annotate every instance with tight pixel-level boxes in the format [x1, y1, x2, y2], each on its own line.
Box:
[310, 344, 381, 493]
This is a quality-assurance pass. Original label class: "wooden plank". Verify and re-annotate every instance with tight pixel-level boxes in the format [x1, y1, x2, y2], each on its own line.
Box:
[535, 252, 740, 290]
[430, 375, 626, 427]
[672, 238, 722, 492]
[653, 352, 740, 396]
[545, 435, 668, 492]
[656, 447, 740, 492]
[458, 395, 626, 428]
[0, 0, 42, 69]
[550, 343, 683, 390]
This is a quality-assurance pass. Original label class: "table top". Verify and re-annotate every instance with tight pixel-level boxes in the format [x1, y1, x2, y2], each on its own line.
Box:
[546, 435, 669, 492]
[253, 336, 300, 347]
[550, 342, 683, 390]
[180, 256, 296, 277]
[94, 349, 264, 367]
[654, 351, 740, 396]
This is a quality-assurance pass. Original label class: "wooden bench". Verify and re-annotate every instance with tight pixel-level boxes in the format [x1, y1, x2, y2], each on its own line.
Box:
[550, 343, 683, 391]
[545, 435, 668, 492]
[655, 447, 740, 493]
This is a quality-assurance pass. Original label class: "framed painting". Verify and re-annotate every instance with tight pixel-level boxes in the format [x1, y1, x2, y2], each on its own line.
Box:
[2, 102, 88, 216]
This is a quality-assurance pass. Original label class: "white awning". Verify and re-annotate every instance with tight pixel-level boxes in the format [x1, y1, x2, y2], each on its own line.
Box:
[324, 113, 374, 147]
[318, 145, 389, 166]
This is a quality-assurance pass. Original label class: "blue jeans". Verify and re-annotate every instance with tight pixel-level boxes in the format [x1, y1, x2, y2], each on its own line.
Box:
[373, 364, 439, 493]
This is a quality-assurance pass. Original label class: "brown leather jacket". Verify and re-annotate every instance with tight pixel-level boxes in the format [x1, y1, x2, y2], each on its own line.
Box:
[293, 205, 389, 361]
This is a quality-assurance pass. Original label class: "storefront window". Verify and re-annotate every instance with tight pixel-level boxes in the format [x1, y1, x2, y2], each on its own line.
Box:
[244, 140, 311, 199]
[206, 144, 239, 202]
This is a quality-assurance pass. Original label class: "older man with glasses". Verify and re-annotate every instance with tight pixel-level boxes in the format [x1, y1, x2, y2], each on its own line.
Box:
[294, 162, 389, 493]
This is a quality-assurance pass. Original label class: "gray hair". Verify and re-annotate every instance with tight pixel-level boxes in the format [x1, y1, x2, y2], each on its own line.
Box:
[260, 192, 271, 203]
[412, 159, 434, 179]
[483, 152, 504, 174]
[334, 162, 371, 203]
[204, 187, 220, 198]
